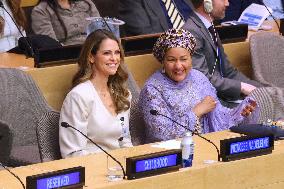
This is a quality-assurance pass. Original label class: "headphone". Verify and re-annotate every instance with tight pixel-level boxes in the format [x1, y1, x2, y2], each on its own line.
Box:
[204, 0, 213, 13]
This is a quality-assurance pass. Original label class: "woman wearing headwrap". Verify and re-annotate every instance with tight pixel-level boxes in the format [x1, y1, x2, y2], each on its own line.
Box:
[139, 28, 259, 143]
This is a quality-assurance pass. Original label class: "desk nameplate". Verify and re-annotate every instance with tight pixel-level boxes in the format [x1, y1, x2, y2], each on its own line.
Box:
[126, 149, 182, 180]
[26, 166, 85, 189]
[220, 135, 274, 162]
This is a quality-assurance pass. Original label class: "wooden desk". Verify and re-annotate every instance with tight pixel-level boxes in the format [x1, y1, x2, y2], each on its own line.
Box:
[0, 53, 34, 68]
[1, 131, 284, 189]
[247, 20, 280, 39]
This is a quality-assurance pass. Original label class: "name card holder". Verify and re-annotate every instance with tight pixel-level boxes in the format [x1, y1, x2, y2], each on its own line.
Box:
[220, 135, 274, 162]
[126, 149, 182, 180]
[26, 166, 85, 189]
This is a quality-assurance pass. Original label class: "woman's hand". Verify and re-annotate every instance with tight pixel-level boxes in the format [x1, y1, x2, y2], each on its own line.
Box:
[241, 100, 257, 117]
[241, 82, 256, 95]
[193, 96, 216, 118]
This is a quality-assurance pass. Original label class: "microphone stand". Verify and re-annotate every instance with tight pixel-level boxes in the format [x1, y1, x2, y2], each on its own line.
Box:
[61, 122, 127, 179]
[150, 110, 221, 161]
[0, 162, 25, 189]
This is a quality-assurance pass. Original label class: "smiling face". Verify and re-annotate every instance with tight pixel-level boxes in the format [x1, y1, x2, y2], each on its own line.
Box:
[90, 38, 121, 77]
[163, 47, 192, 82]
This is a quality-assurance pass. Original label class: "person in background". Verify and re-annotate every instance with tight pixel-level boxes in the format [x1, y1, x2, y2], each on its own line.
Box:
[139, 28, 258, 143]
[222, 0, 264, 22]
[59, 29, 133, 158]
[31, 0, 100, 46]
[0, 0, 27, 52]
[263, 0, 284, 20]
[119, 0, 193, 37]
[182, 0, 263, 107]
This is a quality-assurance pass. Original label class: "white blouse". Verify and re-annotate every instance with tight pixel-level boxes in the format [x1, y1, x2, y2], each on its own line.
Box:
[59, 80, 133, 158]
[0, 0, 25, 52]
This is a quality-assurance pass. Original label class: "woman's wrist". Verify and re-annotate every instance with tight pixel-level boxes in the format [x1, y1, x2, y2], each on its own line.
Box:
[192, 108, 202, 119]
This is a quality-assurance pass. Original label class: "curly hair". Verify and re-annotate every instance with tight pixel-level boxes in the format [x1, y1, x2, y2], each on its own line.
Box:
[73, 29, 130, 113]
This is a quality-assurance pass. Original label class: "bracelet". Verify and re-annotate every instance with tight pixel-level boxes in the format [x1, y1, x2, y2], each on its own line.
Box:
[194, 115, 203, 134]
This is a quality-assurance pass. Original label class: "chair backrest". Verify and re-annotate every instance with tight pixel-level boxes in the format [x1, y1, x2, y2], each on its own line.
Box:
[0, 120, 12, 165]
[26, 64, 78, 111]
[129, 98, 146, 145]
[249, 32, 284, 88]
[0, 68, 54, 165]
[20, 0, 38, 7]
[0, 68, 51, 147]
[125, 54, 162, 88]
[36, 111, 62, 162]
[251, 87, 284, 123]
[124, 65, 145, 145]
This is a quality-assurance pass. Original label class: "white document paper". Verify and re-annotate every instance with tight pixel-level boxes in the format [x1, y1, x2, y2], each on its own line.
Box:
[238, 3, 272, 31]
[151, 140, 181, 150]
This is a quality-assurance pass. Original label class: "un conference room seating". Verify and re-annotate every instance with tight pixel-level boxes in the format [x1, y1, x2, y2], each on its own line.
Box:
[0, 120, 12, 165]
[126, 71, 145, 145]
[36, 111, 61, 162]
[251, 87, 284, 123]
[0, 68, 58, 166]
[27, 64, 146, 146]
[250, 32, 284, 88]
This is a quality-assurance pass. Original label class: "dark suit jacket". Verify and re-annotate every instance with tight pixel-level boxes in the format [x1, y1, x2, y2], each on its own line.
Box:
[118, 0, 193, 36]
[222, 0, 263, 22]
[182, 12, 262, 101]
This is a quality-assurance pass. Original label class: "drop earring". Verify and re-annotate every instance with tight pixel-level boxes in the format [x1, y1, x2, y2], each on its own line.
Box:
[161, 67, 165, 74]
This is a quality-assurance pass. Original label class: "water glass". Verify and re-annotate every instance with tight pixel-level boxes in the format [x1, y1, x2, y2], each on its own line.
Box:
[106, 155, 124, 182]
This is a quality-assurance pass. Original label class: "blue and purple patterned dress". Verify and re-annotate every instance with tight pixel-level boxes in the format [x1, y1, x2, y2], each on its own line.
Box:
[139, 69, 259, 143]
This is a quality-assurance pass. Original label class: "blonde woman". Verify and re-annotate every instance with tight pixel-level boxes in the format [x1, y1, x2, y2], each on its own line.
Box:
[59, 29, 132, 158]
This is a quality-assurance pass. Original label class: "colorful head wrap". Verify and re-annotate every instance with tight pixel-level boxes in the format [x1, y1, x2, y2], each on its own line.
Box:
[153, 28, 196, 63]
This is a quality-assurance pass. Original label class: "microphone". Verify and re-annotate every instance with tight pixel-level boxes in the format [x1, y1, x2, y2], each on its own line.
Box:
[0, 162, 25, 189]
[61, 122, 126, 179]
[0, 1, 35, 57]
[150, 109, 221, 161]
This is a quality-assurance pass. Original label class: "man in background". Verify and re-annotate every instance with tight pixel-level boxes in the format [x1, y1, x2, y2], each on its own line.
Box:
[119, 0, 193, 37]
[182, 0, 263, 107]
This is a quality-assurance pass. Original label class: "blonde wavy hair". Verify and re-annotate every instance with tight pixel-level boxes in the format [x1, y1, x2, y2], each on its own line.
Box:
[73, 29, 130, 113]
